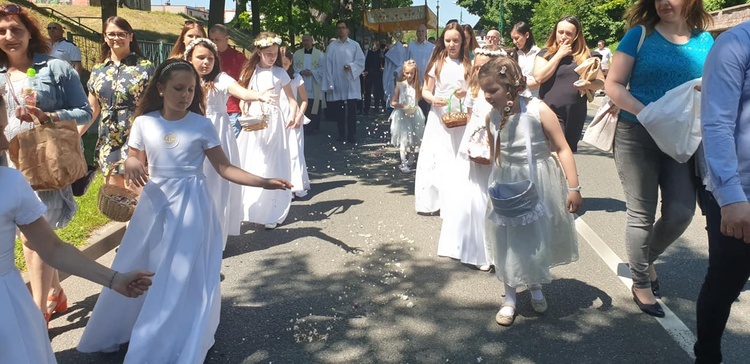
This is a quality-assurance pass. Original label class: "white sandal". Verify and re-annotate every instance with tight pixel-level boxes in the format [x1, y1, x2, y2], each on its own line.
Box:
[495, 304, 516, 326]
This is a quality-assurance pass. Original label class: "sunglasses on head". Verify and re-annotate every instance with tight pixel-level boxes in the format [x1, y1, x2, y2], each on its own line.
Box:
[0, 4, 22, 15]
[184, 20, 198, 26]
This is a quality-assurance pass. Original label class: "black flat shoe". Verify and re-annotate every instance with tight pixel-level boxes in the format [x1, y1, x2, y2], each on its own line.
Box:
[632, 286, 665, 318]
[651, 279, 661, 298]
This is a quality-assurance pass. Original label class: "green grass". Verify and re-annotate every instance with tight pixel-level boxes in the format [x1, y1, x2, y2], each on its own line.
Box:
[14, 133, 110, 271]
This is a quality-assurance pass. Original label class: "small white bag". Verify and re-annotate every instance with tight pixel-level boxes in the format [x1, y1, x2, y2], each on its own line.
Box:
[582, 96, 618, 152]
[636, 78, 702, 163]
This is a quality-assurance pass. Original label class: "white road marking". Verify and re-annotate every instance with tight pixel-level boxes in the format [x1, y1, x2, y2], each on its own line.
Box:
[575, 217, 697, 359]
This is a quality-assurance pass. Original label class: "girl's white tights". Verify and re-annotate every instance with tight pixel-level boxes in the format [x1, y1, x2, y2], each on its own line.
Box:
[400, 149, 415, 167]
[500, 283, 517, 316]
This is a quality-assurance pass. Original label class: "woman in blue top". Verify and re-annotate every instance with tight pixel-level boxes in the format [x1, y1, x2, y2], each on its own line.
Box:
[0, 4, 92, 327]
[605, 0, 713, 317]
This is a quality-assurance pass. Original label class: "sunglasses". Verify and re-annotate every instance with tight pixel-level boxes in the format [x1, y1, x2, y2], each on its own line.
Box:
[0, 4, 21, 15]
[184, 20, 198, 26]
[47, 26, 60, 30]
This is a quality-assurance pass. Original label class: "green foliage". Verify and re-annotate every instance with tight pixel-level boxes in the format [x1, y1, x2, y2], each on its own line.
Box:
[531, 0, 630, 48]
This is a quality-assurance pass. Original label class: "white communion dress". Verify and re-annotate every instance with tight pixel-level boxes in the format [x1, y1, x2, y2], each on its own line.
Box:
[0, 167, 57, 364]
[389, 81, 425, 149]
[77, 111, 223, 364]
[485, 98, 578, 287]
[414, 58, 468, 213]
[280, 73, 311, 196]
[437, 90, 492, 265]
[204, 72, 243, 249]
[236, 66, 293, 225]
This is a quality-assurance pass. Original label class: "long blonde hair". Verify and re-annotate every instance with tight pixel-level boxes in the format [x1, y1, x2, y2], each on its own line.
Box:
[398, 60, 422, 102]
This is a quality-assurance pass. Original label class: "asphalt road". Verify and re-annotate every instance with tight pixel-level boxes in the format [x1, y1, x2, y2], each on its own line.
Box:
[50, 98, 750, 363]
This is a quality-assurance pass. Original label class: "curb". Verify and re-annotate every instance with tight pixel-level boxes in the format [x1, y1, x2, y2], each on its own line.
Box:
[22, 222, 126, 287]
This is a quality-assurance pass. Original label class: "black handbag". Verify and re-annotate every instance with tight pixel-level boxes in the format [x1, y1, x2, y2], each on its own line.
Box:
[488, 98, 546, 226]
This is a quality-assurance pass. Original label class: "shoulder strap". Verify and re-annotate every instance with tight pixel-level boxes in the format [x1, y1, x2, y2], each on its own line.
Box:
[637, 24, 647, 55]
[521, 98, 537, 181]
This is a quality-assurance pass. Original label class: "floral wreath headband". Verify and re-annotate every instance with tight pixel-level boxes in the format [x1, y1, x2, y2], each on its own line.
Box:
[474, 48, 507, 57]
[254, 36, 282, 48]
[184, 38, 217, 60]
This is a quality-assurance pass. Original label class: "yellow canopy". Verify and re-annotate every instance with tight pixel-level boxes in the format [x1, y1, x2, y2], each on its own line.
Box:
[364, 5, 438, 33]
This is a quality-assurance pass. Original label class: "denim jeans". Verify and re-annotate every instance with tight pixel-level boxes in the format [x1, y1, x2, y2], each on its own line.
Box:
[229, 113, 241, 138]
[694, 188, 750, 364]
[613, 119, 696, 288]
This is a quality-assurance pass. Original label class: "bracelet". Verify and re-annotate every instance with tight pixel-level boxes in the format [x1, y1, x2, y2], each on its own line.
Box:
[108, 271, 118, 289]
[568, 186, 582, 192]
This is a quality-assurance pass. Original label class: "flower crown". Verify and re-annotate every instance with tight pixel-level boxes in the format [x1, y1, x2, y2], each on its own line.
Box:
[184, 38, 217, 60]
[474, 48, 507, 57]
[254, 36, 282, 48]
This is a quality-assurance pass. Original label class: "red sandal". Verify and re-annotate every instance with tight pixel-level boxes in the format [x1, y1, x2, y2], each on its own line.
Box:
[48, 288, 68, 315]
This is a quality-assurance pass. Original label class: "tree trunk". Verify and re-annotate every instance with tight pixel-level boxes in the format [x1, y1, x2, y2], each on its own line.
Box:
[101, 0, 117, 29]
[208, 0, 225, 27]
[251, 0, 261, 37]
[288, 0, 294, 45]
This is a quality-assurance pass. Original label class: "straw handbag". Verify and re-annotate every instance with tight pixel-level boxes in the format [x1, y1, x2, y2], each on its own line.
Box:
[97, 162, 138, 222]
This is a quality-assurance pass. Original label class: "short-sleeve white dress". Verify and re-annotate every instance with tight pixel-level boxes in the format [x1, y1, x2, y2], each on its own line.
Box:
[414, 58, 468, 213]
[204, 72, 243, 248]
[388, 81, 425, 149]
[279, 73, 311, 195]
[0, 167, 56, 364]
[237, 66, 293, 225]
[77, 111, 224, 364]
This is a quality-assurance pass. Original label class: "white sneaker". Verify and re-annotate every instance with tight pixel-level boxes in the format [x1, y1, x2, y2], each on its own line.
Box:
[400, 164, 411, 173]
[294, 190, 308, 198]
[264, 223, 278, 230]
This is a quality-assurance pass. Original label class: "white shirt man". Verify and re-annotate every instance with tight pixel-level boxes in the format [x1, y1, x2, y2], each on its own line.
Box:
[324, 21, 365, 142]
[406, 24, 435, 80]
[47, 22, 82, 74]
[383, 35, 407, 107]
[293, 34, 326, 133]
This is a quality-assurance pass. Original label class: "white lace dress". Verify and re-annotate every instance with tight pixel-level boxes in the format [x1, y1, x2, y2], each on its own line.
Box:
[485, 98, 578, 287]
[389, 81, 425, 149]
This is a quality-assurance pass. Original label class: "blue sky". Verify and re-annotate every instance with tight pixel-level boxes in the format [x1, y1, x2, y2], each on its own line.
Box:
[155, 0, 479, 26]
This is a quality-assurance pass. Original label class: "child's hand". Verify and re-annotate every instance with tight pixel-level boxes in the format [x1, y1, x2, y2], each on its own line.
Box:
[432, 97, 447, 107]
[286, 118, 298, 129]
[262, 178, 292, 190]
[454, 88, 467, 99]
[257, 87, 277, 105]
[112, 270, 154, 298]
[124, 157, 149, 187]
[567, 191, 582, 213]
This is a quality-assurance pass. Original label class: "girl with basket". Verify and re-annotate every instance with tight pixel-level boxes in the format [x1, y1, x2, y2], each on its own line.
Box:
[437, 46, 505, 270]
[236, 32, 298, 230]
[414, 22, 472, 215]
[184, 38, 275, 249]
[388, 59, 425, 173]
[479, 57, 581, 326]
[77, 59, 291, 363]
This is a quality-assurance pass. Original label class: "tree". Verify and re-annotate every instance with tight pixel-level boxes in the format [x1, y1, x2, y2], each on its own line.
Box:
[101, 0, 117, 29]
[531, 0, 629, 47]
[208, 0, 224, 28]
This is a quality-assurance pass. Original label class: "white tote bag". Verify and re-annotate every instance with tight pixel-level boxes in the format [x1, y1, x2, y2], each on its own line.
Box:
[636, 78, 702, 163]
[582, 96, 618, 152]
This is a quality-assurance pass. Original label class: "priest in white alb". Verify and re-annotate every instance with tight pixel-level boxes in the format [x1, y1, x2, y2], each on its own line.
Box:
[324, 20, 365, 143]
[293, 34, 326, 135]
[382, 30, 407, 113]
[407, 24, 435, 118]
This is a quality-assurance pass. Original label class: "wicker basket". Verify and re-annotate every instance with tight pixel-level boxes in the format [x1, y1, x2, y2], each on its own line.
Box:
[467, 126, 491, 165]
[441, 91, 468, 128]
[97, 163, 138, 222]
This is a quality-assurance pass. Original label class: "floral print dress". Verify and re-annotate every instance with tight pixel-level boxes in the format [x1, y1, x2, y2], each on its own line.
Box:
[88, 53, 154, 175]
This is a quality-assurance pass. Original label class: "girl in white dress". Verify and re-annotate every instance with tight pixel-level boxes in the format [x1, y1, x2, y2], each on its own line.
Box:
[0, 97, 153, 364]
[479, 57, 581, 326]
[414, 22, 473, 214]
[388, 60, 425, 173]
[236, 33, 298, 229]
[77, 59, 291, 363]
[185, 38, 275, 249]
[437, 47, 504, 269]
[280, 46, 311, 198]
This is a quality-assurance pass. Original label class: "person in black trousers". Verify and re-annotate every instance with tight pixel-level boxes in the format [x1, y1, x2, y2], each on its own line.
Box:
[362, 42, 383, 115]
[693, 20, 750, 364]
